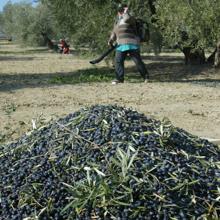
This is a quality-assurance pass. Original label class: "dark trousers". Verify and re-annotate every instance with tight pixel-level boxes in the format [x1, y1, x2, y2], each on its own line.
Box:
[115, 49, 149, 82]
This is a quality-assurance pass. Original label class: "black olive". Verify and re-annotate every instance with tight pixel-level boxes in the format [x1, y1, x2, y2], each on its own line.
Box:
[0, 105, 219, 219]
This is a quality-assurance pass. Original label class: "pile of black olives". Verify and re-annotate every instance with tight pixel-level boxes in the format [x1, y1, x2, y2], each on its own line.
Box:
[0, 105, 219, 220]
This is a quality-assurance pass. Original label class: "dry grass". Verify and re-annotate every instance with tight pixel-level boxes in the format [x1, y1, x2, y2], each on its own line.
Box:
[0, 41, 220, 144]
[0, 42, 95, 75]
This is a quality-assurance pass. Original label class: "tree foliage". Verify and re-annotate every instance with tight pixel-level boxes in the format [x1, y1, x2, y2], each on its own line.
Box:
[39, 0, 162, 52]
[1, 0, 220, 55]
[41, 0, 118, 50]
[155, 0, 220, 49]
[1, 1, 57, 46]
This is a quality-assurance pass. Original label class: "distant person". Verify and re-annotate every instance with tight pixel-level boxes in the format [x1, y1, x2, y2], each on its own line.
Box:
[108, 3, 150, 84]
[60, 39, 70, 54]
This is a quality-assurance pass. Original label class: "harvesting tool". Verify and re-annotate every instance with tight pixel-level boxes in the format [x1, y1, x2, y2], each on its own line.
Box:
[89, 44, 116, 64]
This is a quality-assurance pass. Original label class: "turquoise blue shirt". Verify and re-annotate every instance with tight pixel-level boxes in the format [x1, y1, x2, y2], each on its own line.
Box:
[116, 43, 139, 52]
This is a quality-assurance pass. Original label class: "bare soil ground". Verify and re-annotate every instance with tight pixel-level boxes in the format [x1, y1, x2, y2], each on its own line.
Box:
[0, 42, 220, 145]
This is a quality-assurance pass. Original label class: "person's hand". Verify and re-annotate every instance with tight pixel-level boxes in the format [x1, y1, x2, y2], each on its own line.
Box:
[108, 39, 113, 46]
[123, 7, 128, 14]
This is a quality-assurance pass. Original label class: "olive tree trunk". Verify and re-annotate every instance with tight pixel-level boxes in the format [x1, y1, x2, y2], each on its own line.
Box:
[182, 47, 206, 65]
[41, 32, 59, 52]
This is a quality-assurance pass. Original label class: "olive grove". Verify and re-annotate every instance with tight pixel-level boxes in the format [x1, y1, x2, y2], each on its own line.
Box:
[1, 0, 220, 64]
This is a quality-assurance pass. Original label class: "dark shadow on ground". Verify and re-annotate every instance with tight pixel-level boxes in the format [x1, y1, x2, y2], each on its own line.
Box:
[0, 48, 80, 56]
[146, 62, 209, 81]
[0, 56, 34, 61]
[0, 48, 49, 55]
[142, 55, 184, 62]
[0, 42, 13, 46]
[0, 56, 219, 92]
[0, 67, 116, 92]
[171, 78, 220, 85]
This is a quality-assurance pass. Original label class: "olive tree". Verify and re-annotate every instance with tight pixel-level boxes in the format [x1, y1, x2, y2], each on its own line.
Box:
[155, 0, 220, 63]
[40, 0, 163, 53]
[3, 0, 220, 63]
[2, 1, 58, 46]
[41, 0, 117, 50]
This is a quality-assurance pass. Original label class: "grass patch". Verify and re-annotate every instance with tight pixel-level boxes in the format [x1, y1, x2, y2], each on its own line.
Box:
[50, 68, 114, 84]
[49, 68, 143, 84]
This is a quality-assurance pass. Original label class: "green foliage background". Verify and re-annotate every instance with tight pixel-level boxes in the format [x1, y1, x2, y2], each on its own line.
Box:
[155, 0, 220, 50]
[1, 0, 220, 53]
[1, 1, 57, 46]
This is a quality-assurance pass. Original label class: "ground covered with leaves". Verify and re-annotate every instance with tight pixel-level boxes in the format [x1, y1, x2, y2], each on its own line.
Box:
[0, 105, 219, 220]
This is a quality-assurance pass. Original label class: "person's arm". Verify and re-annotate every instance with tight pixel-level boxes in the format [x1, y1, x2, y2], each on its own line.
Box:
[108, 19, 118, 46]
[108, 31, 116, 46]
